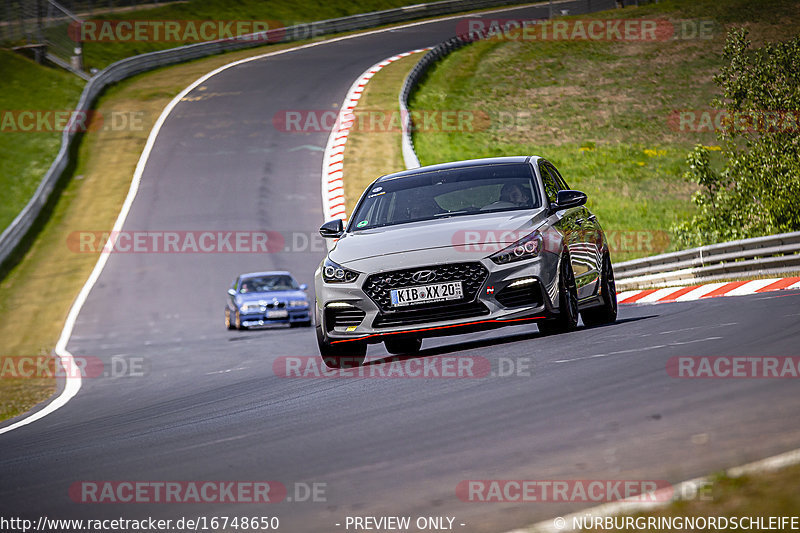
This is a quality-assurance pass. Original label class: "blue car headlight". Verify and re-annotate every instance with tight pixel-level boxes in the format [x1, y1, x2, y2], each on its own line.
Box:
[322, 258, 360, 283]
[240, 302, 263, 313]
[289, 299, 309, 308]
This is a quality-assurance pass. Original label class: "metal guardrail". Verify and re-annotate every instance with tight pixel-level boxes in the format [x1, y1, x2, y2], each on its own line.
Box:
[614, 232, 800, 290]
[0, 0, 534, 269]
[399, 34, 477, 169]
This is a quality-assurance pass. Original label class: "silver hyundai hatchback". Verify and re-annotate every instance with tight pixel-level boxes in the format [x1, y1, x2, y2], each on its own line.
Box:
[314, 156, 616, 367]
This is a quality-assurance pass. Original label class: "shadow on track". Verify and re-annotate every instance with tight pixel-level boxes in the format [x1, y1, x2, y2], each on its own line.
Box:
[364, 315, 658, 366]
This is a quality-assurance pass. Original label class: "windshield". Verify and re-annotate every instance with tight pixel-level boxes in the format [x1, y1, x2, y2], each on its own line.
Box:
[239, 275, 298, 293]
[349, 163, 540, 231]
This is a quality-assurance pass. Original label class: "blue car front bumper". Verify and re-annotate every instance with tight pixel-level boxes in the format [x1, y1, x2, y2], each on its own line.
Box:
[239, 307, 310, 327]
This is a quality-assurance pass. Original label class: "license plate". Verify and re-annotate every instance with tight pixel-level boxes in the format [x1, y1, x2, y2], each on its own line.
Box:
[390, 281, 463, 307]
[267, 310, 288, 318]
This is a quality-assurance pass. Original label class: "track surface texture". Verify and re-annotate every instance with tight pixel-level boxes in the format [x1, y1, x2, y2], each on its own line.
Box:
[2, 2, 800, 532]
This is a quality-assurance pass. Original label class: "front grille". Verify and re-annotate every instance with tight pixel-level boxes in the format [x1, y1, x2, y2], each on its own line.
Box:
[363, 262, 488, 311]
[373, 301, 489, 328]
[325, 307, 366, 331]
[495, 281, 543, 308]
[266, 301, 285, 309]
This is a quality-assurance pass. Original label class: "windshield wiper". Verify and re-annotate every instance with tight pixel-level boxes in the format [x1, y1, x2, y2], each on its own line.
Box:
[433, 211, 470, 219]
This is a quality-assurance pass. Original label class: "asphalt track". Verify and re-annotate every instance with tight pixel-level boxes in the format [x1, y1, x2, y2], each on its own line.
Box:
[2, 2, 800, 532]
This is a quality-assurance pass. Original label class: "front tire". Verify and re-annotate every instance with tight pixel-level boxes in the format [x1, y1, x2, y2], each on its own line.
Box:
[225, 308, 235, 330]
[581, 252, 617, 327]
[316, 324, 366, 368]
[538, 250, 579, 335]
[234, 310, 246, 330]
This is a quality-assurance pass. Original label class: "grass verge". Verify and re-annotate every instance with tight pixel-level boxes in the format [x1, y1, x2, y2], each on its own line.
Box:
[0, 51, 85, 233]
[342, 53, 424, 211]
[407, 0, 800, 262]
[578, 463, 800, 532]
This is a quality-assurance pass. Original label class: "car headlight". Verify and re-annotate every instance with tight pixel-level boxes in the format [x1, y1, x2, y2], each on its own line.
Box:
[289, 300, 308, 307]
[489, 230, 542, 265]
[240, 302, 263, 313]
[322, 258, 360, 283]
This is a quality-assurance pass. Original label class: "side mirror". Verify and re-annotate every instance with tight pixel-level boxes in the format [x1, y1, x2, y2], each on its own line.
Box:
[227, 289, 236, 296]
[299, 283, 308, 291]
[319, 219, 344, 239]
[554, 190, 587, 210]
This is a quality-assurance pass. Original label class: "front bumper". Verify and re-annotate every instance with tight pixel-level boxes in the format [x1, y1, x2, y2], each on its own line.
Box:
[315, 255, 560, 344]
[239, 307, 310, 327]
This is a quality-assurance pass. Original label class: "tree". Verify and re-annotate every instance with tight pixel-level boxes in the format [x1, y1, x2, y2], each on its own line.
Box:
[674, 28, 800, 247]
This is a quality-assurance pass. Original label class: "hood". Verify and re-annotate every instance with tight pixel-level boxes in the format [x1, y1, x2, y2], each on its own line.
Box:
[236, 289, 307, 304]
[330, 210, 547, 269]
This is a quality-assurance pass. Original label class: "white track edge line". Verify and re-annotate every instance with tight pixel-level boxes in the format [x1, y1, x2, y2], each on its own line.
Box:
[0, 1, 549, 435]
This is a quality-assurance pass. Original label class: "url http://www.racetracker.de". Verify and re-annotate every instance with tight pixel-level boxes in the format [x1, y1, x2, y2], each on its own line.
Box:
[0, 515, 280, 532]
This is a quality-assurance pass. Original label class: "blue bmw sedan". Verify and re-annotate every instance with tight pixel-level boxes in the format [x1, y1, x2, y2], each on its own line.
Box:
[225, 271, 312, 329]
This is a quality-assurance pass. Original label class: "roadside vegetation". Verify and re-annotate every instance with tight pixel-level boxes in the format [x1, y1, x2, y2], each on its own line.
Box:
[407, 0, 800, 261]
[577, 463, 800, 532]
[72, 0, 445, 70]
[0, 51, 84, 233]
[675, 29, 800, 247]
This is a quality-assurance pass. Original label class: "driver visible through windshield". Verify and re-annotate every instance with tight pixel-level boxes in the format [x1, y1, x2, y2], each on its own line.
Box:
[239, 275, 299, 293]
[349, 163, 540, 231]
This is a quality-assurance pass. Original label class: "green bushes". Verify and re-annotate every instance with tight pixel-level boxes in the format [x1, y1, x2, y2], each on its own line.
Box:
[674, 29, 800, 246]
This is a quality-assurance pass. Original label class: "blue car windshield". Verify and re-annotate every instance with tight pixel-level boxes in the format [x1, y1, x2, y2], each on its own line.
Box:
[239, 275, 298, 293]
[349, 163, 540, 230]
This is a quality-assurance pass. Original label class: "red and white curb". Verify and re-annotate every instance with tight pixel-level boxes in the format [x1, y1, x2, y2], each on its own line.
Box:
[618, 276, 800, 305]
[321, 48, 431, 224]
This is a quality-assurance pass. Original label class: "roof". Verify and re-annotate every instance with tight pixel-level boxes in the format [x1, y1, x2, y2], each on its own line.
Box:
[375, 156, 538, 183]
[239, 271, 293, 279]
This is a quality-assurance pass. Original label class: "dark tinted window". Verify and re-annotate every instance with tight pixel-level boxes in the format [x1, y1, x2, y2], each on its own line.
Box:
[239, 275, 298, 293]
[546, 163, 570, 190]
[539, 163, 560, 204]
[350, 163, 540, 230]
